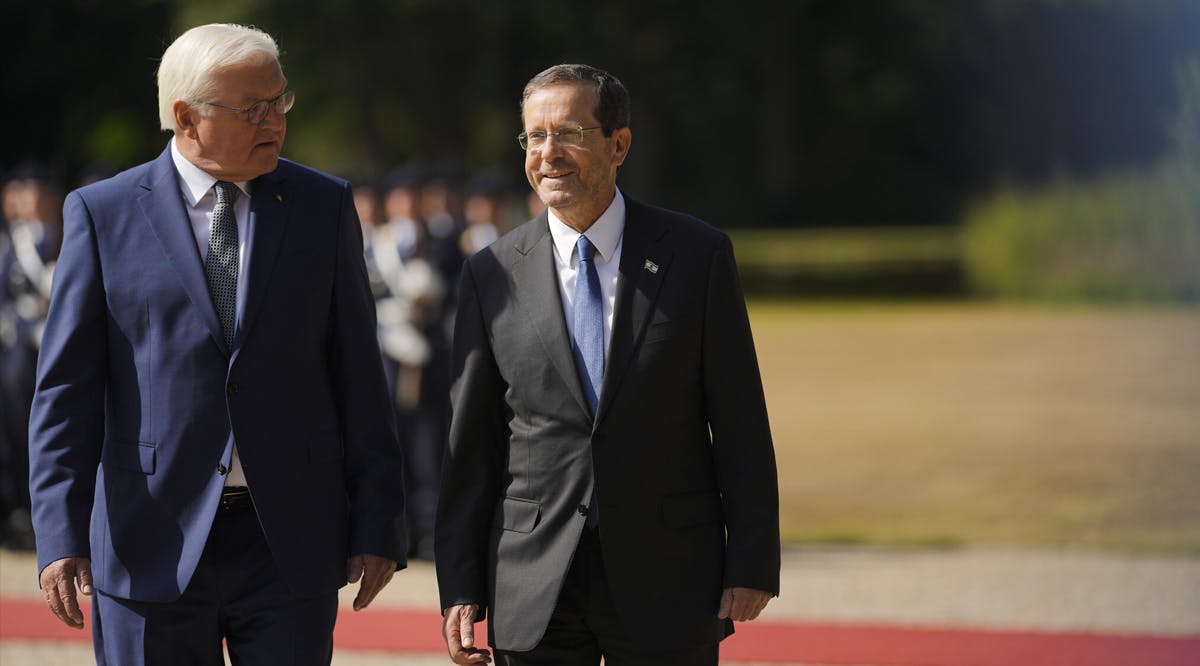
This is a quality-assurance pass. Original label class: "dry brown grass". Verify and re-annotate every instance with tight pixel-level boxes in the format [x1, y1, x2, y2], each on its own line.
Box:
[749, 302, 1200, 553]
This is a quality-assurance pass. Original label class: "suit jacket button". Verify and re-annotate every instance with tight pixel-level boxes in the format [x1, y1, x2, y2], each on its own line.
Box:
[577, 504, 588, 516]
[227, 383, 239, 396]
[217, 463, 228, 475]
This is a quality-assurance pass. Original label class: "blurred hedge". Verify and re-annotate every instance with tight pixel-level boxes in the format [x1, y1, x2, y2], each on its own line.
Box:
[729, 227, 964, 299]
[963, 165, 1200, 303]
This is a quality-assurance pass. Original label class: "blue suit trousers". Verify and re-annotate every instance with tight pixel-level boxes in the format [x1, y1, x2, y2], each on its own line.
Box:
[92, 503, 338, 666]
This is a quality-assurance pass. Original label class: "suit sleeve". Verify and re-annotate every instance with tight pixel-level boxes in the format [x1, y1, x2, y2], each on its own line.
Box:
[435, 258, 504, 617]
[329, 182, 407, 566]
[28, 190, 107, 578]
[703, 234, 781, 595]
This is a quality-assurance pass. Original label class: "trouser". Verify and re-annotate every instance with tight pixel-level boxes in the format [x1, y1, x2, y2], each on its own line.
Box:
[493, 527, 719, 666]
[92, 495, 339, 665]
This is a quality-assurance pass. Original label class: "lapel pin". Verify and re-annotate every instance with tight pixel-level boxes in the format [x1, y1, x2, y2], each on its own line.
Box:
[644, 259, 659, 274]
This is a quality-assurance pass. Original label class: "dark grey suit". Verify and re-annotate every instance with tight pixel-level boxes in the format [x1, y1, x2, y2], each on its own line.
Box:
[435, 196, 779, 653]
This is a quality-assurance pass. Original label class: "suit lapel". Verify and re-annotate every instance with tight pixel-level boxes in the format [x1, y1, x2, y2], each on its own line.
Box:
[235, 170, 290, 352]
[138, 147, 228, 355]
[595, 200, 671, 426]
[511, 216, 593, 419]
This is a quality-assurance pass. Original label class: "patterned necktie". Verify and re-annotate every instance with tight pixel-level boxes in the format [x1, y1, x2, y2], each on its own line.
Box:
[205, 181, 239, 350]
[572, 235, 604, 415]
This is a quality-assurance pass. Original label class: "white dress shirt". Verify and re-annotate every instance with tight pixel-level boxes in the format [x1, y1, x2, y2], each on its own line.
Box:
[170, 138, 253, 487]
[548, 188, 625, 358]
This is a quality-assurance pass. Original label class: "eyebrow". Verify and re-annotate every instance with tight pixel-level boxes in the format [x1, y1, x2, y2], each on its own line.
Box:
[526, 122, 592, 132]
[241, 79, 289, 104]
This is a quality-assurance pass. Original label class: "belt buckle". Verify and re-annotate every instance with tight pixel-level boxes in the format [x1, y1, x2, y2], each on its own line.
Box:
[220, 487, 250, 511]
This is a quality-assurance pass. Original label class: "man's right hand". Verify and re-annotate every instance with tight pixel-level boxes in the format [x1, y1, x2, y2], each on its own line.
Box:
[442, 603, 491, 664]
[40, 556, 93, 629]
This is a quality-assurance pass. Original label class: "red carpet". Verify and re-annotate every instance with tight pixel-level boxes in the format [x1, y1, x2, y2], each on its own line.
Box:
[2, 599, 1198, 665]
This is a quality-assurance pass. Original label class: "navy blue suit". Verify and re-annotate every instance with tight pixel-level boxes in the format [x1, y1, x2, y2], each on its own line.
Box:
[28, 145, 405, 657]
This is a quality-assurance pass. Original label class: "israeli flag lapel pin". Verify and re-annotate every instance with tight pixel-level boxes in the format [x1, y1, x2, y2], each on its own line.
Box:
[643, 259, 659, 274]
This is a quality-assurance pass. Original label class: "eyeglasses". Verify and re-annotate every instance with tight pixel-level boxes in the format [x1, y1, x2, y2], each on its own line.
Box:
[518, 126, 603, 151]
[202, 90, 296, 125]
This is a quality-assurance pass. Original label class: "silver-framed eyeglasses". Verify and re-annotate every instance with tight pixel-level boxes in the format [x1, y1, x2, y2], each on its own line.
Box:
[518, 126, 603, 151]
[202, 90, 296, 125]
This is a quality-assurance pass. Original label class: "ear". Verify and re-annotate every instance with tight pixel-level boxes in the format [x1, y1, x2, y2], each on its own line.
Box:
[610, 127, 632, 168]
[172, 99, 200, 139]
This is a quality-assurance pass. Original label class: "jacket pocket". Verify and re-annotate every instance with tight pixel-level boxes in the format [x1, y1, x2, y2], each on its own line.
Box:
[103, 440, 156, 474]
[642, 321, 675, 344]
[493, 496, 541, 533]
[661, 490, 722, 528]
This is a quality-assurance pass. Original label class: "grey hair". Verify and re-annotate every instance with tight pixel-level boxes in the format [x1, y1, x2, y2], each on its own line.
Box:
[157, 23, 279, 132]
[521, 64, 630, 135]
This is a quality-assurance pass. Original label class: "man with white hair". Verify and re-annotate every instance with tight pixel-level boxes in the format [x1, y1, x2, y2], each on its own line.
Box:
[28, 23, 406, 665]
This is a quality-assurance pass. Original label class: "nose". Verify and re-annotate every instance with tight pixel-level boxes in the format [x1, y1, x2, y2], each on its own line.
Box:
[259, 105, 286, 130]
[535, 135, 567, 159]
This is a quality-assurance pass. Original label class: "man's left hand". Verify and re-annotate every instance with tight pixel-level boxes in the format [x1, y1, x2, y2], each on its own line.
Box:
[717, 587, 772, 621]
[346, 553, 396, 611]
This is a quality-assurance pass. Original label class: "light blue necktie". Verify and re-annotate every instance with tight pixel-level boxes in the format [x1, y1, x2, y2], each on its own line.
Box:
[572, 235, 604, 415]
[572, 235, 604, 527]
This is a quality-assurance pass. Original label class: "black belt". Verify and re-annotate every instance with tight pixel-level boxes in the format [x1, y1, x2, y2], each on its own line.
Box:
[219, 486, 252, 512]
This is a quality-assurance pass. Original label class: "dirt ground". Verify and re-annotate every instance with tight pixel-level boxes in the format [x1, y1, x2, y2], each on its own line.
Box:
[749, 303, 1200, 553]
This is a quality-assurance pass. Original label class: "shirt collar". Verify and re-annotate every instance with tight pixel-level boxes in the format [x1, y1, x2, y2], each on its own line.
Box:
[548, 188, 625, 265]
[170, 137, 251, 207]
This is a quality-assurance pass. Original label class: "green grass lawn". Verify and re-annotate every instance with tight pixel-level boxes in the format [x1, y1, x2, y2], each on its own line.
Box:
[749, 301, 1200, 554]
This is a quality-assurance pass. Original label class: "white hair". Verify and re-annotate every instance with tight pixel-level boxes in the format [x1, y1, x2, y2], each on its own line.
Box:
[157, 23, 280, 132]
